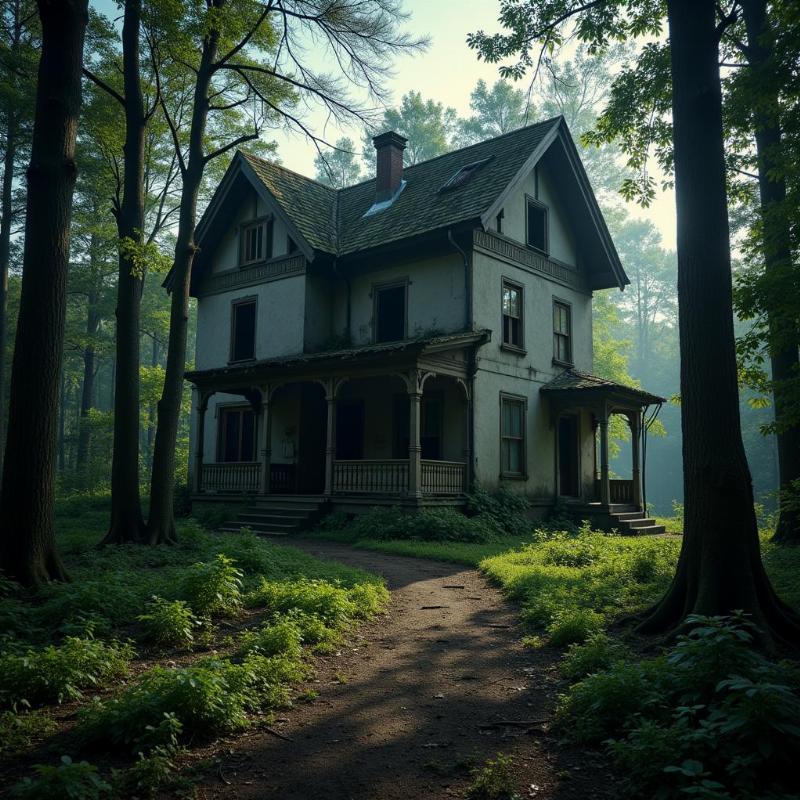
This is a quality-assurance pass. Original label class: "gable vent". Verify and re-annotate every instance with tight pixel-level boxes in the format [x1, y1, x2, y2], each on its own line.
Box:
[438, 156, 494, 193]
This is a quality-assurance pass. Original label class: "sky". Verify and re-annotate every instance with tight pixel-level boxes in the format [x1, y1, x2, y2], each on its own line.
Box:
[267, 0, 678, 251]
[91, 0, 677, 250]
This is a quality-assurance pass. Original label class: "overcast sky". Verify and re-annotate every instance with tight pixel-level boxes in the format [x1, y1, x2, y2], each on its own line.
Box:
[92, 0, 676, 250]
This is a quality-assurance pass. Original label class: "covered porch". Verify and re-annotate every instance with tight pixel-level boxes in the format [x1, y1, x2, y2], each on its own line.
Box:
[187, 332, 488, 505]
[540, 369, 665, 511]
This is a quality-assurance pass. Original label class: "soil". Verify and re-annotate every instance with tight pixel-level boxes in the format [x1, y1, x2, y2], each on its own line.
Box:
[194, 539, 619, 800]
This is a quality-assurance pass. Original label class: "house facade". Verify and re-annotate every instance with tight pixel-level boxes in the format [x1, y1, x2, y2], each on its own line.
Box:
[185, 117, 664, 520]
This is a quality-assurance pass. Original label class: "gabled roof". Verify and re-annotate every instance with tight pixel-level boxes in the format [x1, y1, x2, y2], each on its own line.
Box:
[540, 368, 665, 406]
[190, 117, 627, 290]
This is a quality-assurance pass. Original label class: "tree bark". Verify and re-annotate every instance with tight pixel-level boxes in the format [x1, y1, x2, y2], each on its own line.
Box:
[103, 0, 147, 544]
[0, 110, 16, 474]
[75, 286, 99, 483]
[0, 0, 89, 585]
[147, 14, 221, 545]
[740, 0, 800, 544]
[639, 0, 800, 645]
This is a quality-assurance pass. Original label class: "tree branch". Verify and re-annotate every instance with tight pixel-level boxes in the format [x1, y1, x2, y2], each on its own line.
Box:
[82, 68, 126, 107]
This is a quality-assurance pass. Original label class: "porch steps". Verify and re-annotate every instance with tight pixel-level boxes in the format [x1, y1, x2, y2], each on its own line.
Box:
[570, 504, 666, 536]
[219, 496, 327, 536]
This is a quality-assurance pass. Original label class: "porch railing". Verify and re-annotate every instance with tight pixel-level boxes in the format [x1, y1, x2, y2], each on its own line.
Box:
[421, 459, 466, 495]
[202, 462, 261, 493]
[333, 459, 409, 494]
[595, 477, 634, 504]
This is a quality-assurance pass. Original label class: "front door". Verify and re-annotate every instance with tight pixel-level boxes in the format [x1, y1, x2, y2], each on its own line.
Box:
[558, 415, 580, 497]
[297, 384, 326, 493]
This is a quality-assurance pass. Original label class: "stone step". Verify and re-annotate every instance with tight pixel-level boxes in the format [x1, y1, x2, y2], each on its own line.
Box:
[611, 512, 646, 521]
[223, 519, 299, 534]
[625, 524, 666, 535]
[625, 518, 658, 529]
[237, 512, 308, 525]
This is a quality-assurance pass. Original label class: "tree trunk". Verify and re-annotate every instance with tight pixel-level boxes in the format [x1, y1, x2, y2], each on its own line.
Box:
[76, 286, 99, 483]
[147, 23, 220, 545]
[57, 365, 66, 473]
[103, 0, 147, 545]
[0, 111, 16, 474]
[0, 0, 89, 585]
[740, 0, 800, 544]
[639, 0, 800, 645]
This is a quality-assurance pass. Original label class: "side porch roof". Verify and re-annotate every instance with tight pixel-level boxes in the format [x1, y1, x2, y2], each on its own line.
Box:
[540, 368, 665, 410]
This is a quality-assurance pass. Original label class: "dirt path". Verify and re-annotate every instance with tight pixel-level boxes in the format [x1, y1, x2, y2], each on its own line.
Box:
[197, 540, 616, 800]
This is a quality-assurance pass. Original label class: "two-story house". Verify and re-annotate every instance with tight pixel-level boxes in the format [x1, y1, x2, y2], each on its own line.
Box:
[185, 116, 664, 532]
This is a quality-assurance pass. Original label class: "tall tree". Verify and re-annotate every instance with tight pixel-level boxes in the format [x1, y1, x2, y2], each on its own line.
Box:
[0, 0, 37, 469]
[470, 0, 800, 643]
[455, 79, 528, 145]
[0, 0, 89, 584]
[314, 137, 361, 187]
[735, 0, 800, 542]
[147, 0, 421, 544]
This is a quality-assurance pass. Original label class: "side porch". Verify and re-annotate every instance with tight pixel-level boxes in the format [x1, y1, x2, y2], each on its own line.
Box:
[541, 369, 666, 533]
[187, 332, 488, 509]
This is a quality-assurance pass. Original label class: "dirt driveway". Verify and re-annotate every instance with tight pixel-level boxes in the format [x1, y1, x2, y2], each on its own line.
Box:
[196, 540, 616, 800]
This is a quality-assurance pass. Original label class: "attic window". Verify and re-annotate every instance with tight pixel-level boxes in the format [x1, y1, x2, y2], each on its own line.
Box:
[438, 156, 494, 193]
[239, 218, 273, 266]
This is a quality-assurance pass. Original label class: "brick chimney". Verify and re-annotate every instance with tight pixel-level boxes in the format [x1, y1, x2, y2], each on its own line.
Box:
[373, 131, 407, 203]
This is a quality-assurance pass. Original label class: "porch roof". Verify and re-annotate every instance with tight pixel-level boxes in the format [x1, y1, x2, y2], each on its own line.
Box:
[185, 329, 491, 388]
[540, 368, 665, 408]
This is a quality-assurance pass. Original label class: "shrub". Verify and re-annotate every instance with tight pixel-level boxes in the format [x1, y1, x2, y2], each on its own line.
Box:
[466, 486, 532, 536]
[560, 633, 628, 681]
[137, 597, 200, 649]
[247, 577, 388, 627]
[237, 618, 303, 659]
[10, 756, 111, 800]
[465, 753, 517, 800]
[559, 615, 800, 799]
[546, 607, 605, 646]
[181, 554, 243, 616]
[112, 746, 181, 799]
[0, 635, 134, 709]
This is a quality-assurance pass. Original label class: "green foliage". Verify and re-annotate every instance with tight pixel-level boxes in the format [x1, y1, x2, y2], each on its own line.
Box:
[546, 607, 604, 647]
[10, 756, 112, 800]
[465, 487, 532, 537]
[558, 615, 800, 799]
[112, 746, 182, 800]
[181, 554, 243, 617]
[483, 530, 681, 641]
[237, 617, 303, 659]
[465, 753, 518, 800]
[0, 635, 133, 709]
[247, 577, 388, 627]
[191, 502, 240, 531]
[137, 597, 200, 649]
[560, 633, 629, 681]
[314, 136, 362, 187]
[0, 710, 56, 757]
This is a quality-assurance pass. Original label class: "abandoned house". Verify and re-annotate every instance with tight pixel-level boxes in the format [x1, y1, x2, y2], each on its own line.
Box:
[185, 116, 665, 534]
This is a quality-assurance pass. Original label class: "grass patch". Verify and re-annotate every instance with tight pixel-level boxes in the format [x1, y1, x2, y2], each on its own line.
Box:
[2, 493, 388, 790]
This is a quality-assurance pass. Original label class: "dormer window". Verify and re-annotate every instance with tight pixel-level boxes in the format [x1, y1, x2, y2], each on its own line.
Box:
[526, 198, 548, 254]
[240, 218, 273, 266]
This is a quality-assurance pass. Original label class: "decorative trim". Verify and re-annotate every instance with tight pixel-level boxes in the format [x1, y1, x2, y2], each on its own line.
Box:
[197, 253, 306, 297]
[474, 229, 585, 291]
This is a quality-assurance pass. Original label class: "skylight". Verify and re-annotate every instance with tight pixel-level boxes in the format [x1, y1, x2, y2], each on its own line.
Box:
[438, 156, 494, 193]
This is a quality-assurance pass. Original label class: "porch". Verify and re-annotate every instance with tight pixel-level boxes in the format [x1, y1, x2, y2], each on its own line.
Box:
[187, 332, 487, 505]
[541, 369, 666, 513]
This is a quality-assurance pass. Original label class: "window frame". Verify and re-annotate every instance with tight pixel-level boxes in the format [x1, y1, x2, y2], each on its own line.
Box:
[372, 278, 409, 344]
[501, 277, 526, 354]
[238, 216, 274, 267]
[216, 403, 258, 463]
[229, 295, 257, 364]
[499, 392, 528, 480]
[552, 297, 573, 366]
[525, 194, 549, 255]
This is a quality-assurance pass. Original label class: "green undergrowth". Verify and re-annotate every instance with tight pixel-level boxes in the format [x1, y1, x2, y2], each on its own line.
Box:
[1, 493, 388, 795]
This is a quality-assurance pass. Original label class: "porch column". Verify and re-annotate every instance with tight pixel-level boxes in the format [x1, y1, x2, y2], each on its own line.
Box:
[462, 394, 472, 493]
[408, 373, 422, 499]
[259, 388, 271, 495]
[599, 410, 611, 506]
[324, 381, 336, 496]
[193, 392, 209, 494]
[630, 411, 643, 509]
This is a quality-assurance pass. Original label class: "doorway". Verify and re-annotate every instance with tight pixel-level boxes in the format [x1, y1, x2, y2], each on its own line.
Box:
[558, 415, 580, 497]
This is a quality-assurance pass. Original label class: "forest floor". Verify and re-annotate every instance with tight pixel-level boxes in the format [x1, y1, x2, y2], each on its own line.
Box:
[194, 538, 619, 800]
